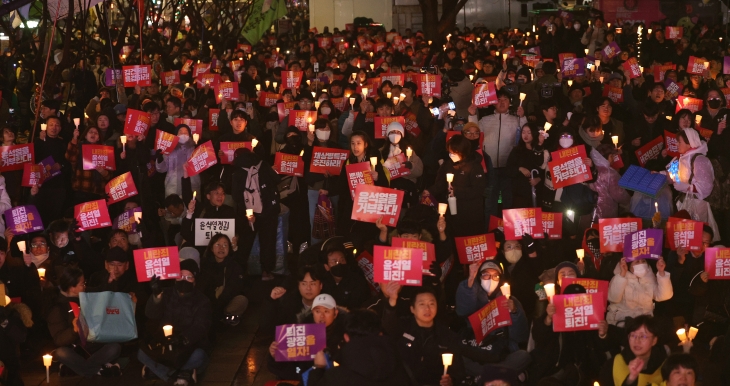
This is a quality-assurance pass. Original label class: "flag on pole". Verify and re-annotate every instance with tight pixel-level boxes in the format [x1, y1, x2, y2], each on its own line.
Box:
[241, 0, 287, 44]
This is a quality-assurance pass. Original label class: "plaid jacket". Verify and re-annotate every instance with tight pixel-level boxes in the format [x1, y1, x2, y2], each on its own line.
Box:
[65, 141, 112, 195]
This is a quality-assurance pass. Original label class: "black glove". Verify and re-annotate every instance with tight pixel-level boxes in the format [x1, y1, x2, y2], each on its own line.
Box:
[150, 275, 163, 296]
[404, 161, 413, 169]
[522, 233, 537, 255]
[429, 260, 442, 279]
[155, 149, 164, 163]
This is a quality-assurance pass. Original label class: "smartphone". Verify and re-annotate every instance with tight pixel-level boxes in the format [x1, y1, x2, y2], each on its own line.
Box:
[430, 107, 440, 116]
[448, 102, 456, 109]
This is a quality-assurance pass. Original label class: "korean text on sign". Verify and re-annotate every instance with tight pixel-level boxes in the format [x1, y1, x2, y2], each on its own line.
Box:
[274, 324, 326, 362]
[4, 205, 43, 235]
[74, 199, 112, 231]
[351, 185, 404, 226]
[623, 228, 663, 262]
[548, 145, 590, 189]
[309, 147, 349, 175]
[667, 219, 702, 251]
[133, 247, 181, 282]
[0, 144, 34, 172]
[455, 233, 497, 264]
[552, 293, 605, 332]
[599, 218, 641, 253]
[705, 248, 730, 280]
[467, 296, 512, 343]
[503, 208, 544, 240]
[194, 218, 235, 246]
[274, 152, 304, 177]
[372, 246, 423, 286]
[122, 65, 151, 87]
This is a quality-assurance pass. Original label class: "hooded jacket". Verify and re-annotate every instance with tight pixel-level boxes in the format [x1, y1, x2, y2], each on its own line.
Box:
[156, 140, 200, 198]
[606, 261, 673, 326]
[589, 148, 631, 219]
[231, 156, 281, 219]
[468, 111, 526, 168]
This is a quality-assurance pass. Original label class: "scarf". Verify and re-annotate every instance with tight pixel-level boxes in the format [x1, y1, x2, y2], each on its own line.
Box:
[388, 144, 402, 158]
[579, 128, 604, 149]
[31, 253, 49, 267]
[243, 161, 263, 214]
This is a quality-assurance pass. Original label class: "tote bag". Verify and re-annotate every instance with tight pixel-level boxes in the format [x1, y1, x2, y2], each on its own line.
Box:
[79, 291, 138, 343]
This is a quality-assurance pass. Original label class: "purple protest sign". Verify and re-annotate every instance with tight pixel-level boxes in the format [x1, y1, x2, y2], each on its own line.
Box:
[274, 323, 327, 362]
[112, 208, 142, 234]
[38, 156, 61, 182]
[4, 205, 43, 235]
[105, 69, 122, 87]
[623, 228, 664, 262]
[664, 79, 684, 99]
[724, 56, 730, 75]
[602, 42, 621, 60]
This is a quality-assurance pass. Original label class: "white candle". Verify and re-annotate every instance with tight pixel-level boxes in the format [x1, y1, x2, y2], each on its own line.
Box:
[438, 203, 448, 216]
[695, 116, 702, 125]
[442, 353, 453, 375]
[576, 249, 584, 261]
[567, 80, 573, 87]
[40, 123, 47, 131]
[256, 84, 261, 91]
[299, 149, 304, 157]
[369, 64, 374, 70]
[655, 202, 659, 213]
[73, 118, 80, 127]
[446, 173, 454, 183]
[393, 97, 399, 104]
[611, 136, 619, 146]
[265, 80, 270, 88]
[163, 325, 173, 337]
[502, 53, 508, 61]
[193, 191, 197, 199]
[370, 157, 378, 169]
[251, 138, 259, 148]
[386, 92, 392, 99]
[519, 93, 526, 101]
[192, 133, 199, 144]
[362, 87, 368, 97]
[311, 91, 316, 98]
[120, 135, 127, 144]
[406, 147, 413, 159]
[501, 283, 511, 298]
[469, 75, 474, 81]
[43, 353, 52, 384]
[246, 209, 253, 217]
[584, 48, 589, 55]
[544, 122, 552, 131]
[666, 115, 672, 121]
[17, 241, 25, 253]
[308, 124, 315, 132]
[676, 328, 687, 343]
[349, 97, 355, 106]
[314, 101, 321, 109]
[273, 81, 278, 89]
[543, 283, 555, 302]
[688, 327, 698, 340]
[37, 268, 46, 278]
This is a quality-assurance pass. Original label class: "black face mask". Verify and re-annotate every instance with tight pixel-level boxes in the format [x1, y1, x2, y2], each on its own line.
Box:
[286, 135, 300, 146]
[175, 280, 194, 294]
[469, 138, 481, 152]
[708, 99, 723, 109]
[587, 238, 600, 256]
[330, 264, 347, 277]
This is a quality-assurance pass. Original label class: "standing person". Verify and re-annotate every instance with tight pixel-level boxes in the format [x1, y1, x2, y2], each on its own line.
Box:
[65, 126, 113, 204]
[278, 126, 310, 251]
[506, 122, 548, 209]
[468, 90, 526, 216]
[34, 116, 71, 225]
[155, 124, 200, 199]
[302, 120, 340, 245]
[378, 121, 423, 207]
[231, 148, 281, 281]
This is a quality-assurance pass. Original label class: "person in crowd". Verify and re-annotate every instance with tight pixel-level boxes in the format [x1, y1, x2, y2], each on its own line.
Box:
[198, 234, 248, 326]
[65, 125, 113, 204]
[319, 244, 371, 310]
[155, 124, 201, 199]
[506, 122, 548, 209]
[599, 315, 667, 386]
[606, 256, 673, 327]
[661, 353, 698, 386]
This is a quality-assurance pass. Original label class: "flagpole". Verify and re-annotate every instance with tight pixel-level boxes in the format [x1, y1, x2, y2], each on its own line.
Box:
[139, 0, 143, 65]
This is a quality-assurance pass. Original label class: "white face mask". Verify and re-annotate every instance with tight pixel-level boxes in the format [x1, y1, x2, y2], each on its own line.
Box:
[505, 250, 522, 264]
[559, 137, 574, 148]
[128, 233, 141, 247]
[449, 153, 461, 163]
[178, 134, 190, 144]
[321, 107, 331, 115]
[388, 133, 402, 144]
[481, 278, 497, 294]
[632, 264, 648, 278]
[315, 129, 330, 141]
[574, 24, 581, 30]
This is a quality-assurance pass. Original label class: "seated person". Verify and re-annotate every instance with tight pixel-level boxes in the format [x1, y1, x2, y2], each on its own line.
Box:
[661, 353, 698, 386]
[320, 245, 371, 310]
[272, 266, 323, 326]
[599, 315, 667, 386]
[86, 247, 141, 294]
[198, 234, 248, 326]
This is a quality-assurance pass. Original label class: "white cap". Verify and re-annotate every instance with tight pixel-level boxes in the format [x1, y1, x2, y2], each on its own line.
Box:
[386, 121, 405, 137]
[312, 294, 336, 310]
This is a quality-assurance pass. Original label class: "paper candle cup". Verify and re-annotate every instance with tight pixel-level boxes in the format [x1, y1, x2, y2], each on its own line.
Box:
[406, 147, 413, 158]
[442, 353, 453, 366]
[349, 97, 355, 105]
[17, 241, 25, 253]
[448, 196, 458, 215]
[308, 124, 315, 132]
[265, 80, 270, 87]
[134, 212, 143, 223]
[37, 268, 46, 278]
[400, 93, 406, 100]
[446, 173, 454, 183]
[519, 93, 526, 101]
[251, 138, 259, 148]
[273, 82, 278, 89]
[193, 191, 197, 199]
[676, 328, 687, 342]
[393, 97, 399, 104]
[695, 116, 702, 125]
[246, 209, 253, 217]
[73, 118, 80, 127]
[314, 101, 321, 109]
[544, 122, 552, 131]
[611, 136, 619, 145]
[438, 203, 448, 216]
[43, 354, 53, 367]
[501, 283, 511, 298]
[41, 123, 47, 131]
[192, 133, 200, 143]
[543, 283, 555, 301]
[370, 157, 378, 168]
[256, 84, 261, 91]
[362, 88, 368, 97]
[576, 249, 585, 261]
[120, 135, 127, 144]
[666, 115, 672, 121]
[163, 325, 173, 337]
[688, 327, 698, 340]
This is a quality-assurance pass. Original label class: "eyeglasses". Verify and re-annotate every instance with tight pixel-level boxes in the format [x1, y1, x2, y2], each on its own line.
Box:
[628, 333, 654, 342]
[31, 243, 47, 249]
[180, 275, 195, 281]
[214, 243, 229, 249]
[504, 243, 522, 251]
[463, 131, 480, 137]
[480, 271, 500, 281]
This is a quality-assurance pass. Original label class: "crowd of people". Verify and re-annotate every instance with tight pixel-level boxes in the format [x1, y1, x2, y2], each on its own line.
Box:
[0, 5, 729, 386]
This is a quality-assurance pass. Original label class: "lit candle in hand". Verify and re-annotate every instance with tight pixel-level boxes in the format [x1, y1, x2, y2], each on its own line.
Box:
[406, 147, 413, 160]
[501, 283, 511, 298]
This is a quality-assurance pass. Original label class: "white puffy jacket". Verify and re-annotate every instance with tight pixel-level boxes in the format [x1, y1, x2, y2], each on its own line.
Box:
[468, 112, 526, 168]
[156, 142, 201, 199]
[606, 261, 673, 326]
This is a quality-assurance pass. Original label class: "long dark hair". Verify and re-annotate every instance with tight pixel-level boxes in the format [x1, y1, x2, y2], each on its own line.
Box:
[205, 233, 232, 261]
[518, 122, 541, 150]
[349, 130, 373, 161]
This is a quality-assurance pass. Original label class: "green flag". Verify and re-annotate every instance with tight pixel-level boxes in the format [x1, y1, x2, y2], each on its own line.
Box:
[241, 0, 287, 44]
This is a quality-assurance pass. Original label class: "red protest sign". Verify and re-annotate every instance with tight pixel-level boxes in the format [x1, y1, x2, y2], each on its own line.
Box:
[653, 64, 676, 82]
[82, 145, 116, 171]
[282, 71, 303, 89]
[133, 247, 181, 282]
[547, 145, 590, 189]
[561, 278, 609, 303]
[330, 98, 347, 112]
[373, 116, 405, 139]
[381, 73, 405, 86]
[273, 152, 304, 177]
[372, 246, 423, 286]
[666, 218, 703, 251]
[503, 208, 544, 240]
[195, 74, 220, 88]
[665, 26, 683, 40]
[209, 109, 220, 131]
[345, 162, 374, 199]
[418, 74, 442, 97]
[665, 131, 680, 157]
[0, 144, 34, 172]
[552, 293, 605, 332]
[603, 86, 624, 103]
[676, 96, 703, 113]
[351, 184, 404, 226]
[309, 147, 349, 175]
[635, 136, 664, 167]
[687, 56, 707, 75]
[221, 142, 253, 165]
[392, 237, 436, 265]
[173, 118, 203, 135]
[124, 109, 151, 137]
[404, 112, 421, 137]
[289, 110, 317, 131]
[237, 43, 252, 53]
[74, 199, 112, 231]
[705, 247, 730, 279]
[454, 233, 497, 264]
[488, 216, 503, 232]
[276, 101, 297, 121]
[317, 36, 332, 49]
[184, 141, 217, 176]
[214, 82, 240, 103]
[193, 63, 211, 77]
[259, 92, 281, 107]
[558, 53, 576, 66]
[161, 70, 180, 86]
[181, 60, 193, 75]
[473, 82, 498, 107]
[383, 153, 411, 181]
[542, 212, 563, 239]
[105, 172, 138, 204]
[154, 130, 179, 155]
[622, 57, 642, 79]
[468, 296, 512, 343]
[598, 218, 642, 253]
[21, 163, 44, 187]
[122, 65, 152, 87]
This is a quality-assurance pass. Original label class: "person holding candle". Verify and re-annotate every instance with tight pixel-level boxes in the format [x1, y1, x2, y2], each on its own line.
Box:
[455, 260, 531, 376]
[0, 235, 42, 325]
[47, 267, 122, 377]
[378, 121, 423, 206]
[598, 315, 667, 386]
[595, 97, 626, 148]
[215, 110, 264, 194]
[506, 122, 548, 208]
[588, 143, 631, 219]
[65, 125, 113, 204]
[180, 181, 237, 251]
[155, 124, 201, 199]
[301, 121, 340, 245]
[33, 115, 72, 226]
[605, 256, 672, 327]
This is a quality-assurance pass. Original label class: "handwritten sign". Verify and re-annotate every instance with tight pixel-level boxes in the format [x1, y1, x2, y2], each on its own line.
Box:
[503, 208, 544, 240]
[552, 293, 605, 332]
[184, 141, 217, 176]
[468, 296, 512, 343]
[105, 172, 138, 204]
[705, 248, 730, 280]
[454, 233, 497, 263]
[194, 218, 235, 246]
[274, 324, 327, 362]
[4, 205, 43, 235]
[548, 145, 590, 189]
[635, 136, 664, 167]
[309, 147, 349, 175]
[599, 218, 642, 253]
[74, 199, 112, 231]
[372, 246, 423, 286]
[351, 184, 404, 226]
[0, 144, 34, 172]
[82, 145, 116, 171]
[133, 247, 181, 282]
[623, 228, 663, 262]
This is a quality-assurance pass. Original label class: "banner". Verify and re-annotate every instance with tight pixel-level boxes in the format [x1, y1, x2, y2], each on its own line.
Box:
[373, 116, 405, 139]
[665, 131, 679, 157]
[220, 142, 252, 164]
[82, 145, 116, 171]
[635, 136, 664, 167]
[705, 247, 730, 279]
[547, 145, 590, 189]
[74, 199, 112, 231]
[21, 163, 44, 187]
[194, 218, 236, 246]
[666, 218, 702, 251]
[0, 144, 34, 172]
[173, 118, 204, 135]
[133, 247, 181, 282]
[105, 172, 138, 204]
[288, 110, 318, 131]
[623, 228, 663, 262]
[112, 208, 142, 234]
[309, 147, 349, 175]
[161, 70, 180, 86]
[123, 109, 151, 137]
[473, 82, 498, 107]
[122, 65, 152, 87]
[468, 296, 512, 343]
[542, 212, 563, 239]
[665, 26, 683, 39]
[273, 152, 304, 176]
[599, 218, 642, 253]
[418, 74, 442, 97]
[214, 82, 240, 103]
[184, 141, 217, 176]
[503, 208, 544, 240]
[373, 246, 423, 286]
[4, 205, 43, 235]
[552, 293, 605, 332]
[273, 324, 327, 362]
[154, 130, 179, 155]
[345, 162, 374, 199]
[454, 233, 497, 264]
[351, 184, 404, 226]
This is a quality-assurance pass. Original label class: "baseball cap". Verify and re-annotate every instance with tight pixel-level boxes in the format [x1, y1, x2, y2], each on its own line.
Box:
[479, 260, 502, 275]
[312, 294, 336, 309]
